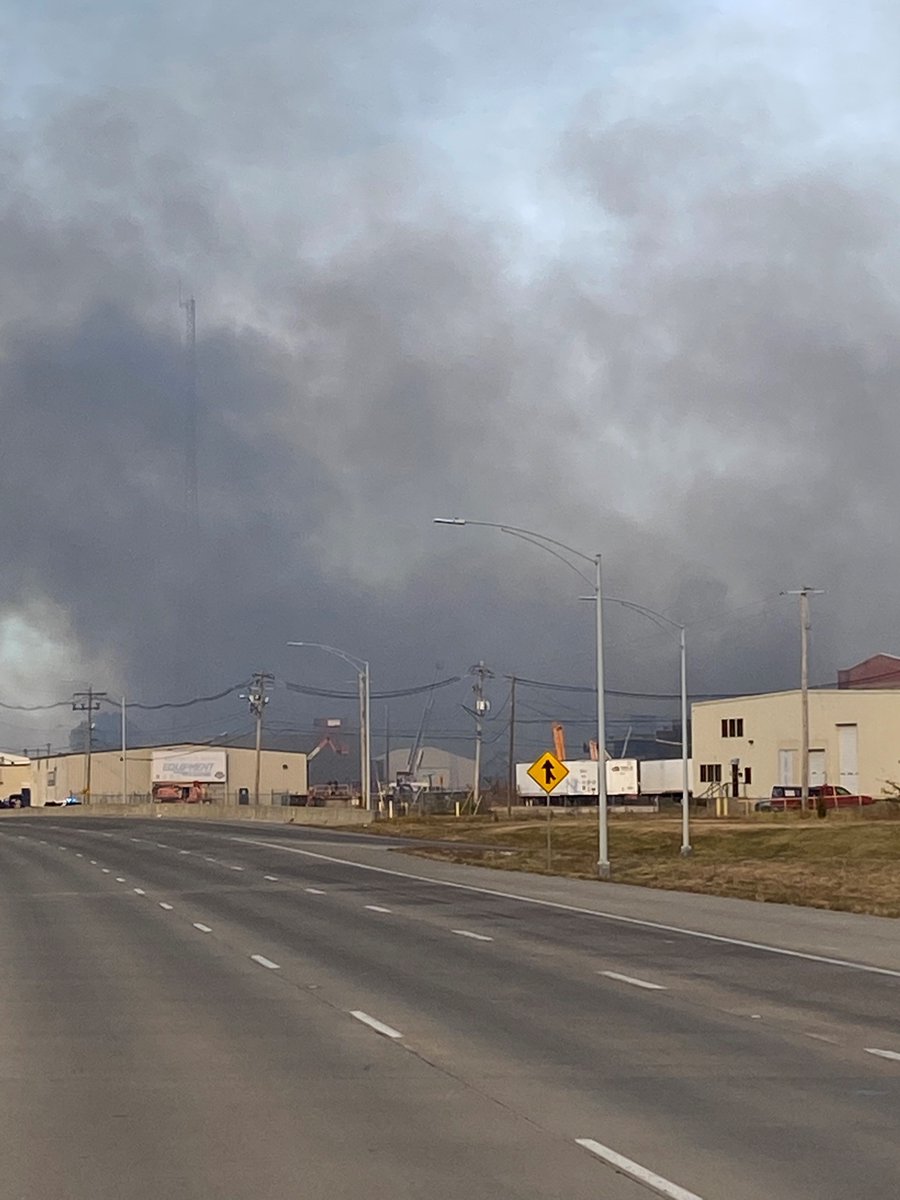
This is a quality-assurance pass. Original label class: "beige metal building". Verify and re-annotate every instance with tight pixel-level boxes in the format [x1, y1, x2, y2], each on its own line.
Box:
[30, 744, 308, 806]
[0, 753, 32, 801]
[691, 689, 900, 803]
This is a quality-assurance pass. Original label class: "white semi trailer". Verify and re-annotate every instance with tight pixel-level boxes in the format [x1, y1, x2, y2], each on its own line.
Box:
[516, 758, 691, 805]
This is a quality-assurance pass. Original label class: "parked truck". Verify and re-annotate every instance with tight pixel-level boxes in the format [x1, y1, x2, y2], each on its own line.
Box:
[516, 758, 691, 806]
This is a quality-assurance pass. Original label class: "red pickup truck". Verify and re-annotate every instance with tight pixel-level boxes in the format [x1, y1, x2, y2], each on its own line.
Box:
[756, 785, 875, 811]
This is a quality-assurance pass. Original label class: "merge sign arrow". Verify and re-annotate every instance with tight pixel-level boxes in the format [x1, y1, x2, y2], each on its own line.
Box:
[526, 751, 569, 795]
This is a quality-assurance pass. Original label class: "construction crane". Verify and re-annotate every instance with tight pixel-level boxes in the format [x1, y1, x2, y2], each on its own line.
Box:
[552, 723, 567, 761]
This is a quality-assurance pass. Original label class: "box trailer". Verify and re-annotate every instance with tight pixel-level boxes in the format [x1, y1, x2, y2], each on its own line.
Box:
[515, 759, 639, 802]
[515, 757, 690, 806]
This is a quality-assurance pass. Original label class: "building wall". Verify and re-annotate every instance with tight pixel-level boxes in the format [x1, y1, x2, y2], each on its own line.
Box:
[0, 755, 32, 800]
[691, 690, 900, 800]
[384, 747, 475, 791]
[31, 746, 308, 805]
[838, 655, 900, 689]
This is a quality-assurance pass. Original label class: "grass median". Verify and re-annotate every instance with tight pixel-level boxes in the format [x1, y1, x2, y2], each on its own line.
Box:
[364, 811, 900, 917]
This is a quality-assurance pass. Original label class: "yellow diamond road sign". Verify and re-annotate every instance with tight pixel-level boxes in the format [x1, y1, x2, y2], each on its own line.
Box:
[527, 751, 569, 795]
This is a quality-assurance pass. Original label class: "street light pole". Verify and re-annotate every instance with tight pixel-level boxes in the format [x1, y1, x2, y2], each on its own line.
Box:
[594, 554, 610, 877]
[434, 517, 609, 878]
[287, 642, 372, 813]
[604, 596, 691, 857]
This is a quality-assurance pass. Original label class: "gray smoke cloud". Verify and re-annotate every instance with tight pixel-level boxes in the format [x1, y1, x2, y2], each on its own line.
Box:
[2, 1, 899, 761]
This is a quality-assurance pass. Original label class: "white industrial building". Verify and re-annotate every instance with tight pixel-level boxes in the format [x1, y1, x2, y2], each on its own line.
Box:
[30, 744, 308, 806]
[381, 747, 476, 792]
[0, 753, 32, 802]
[691, 689, 900, 802]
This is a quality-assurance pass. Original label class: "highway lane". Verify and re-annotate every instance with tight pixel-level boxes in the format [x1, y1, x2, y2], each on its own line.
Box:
[51, 817, 900, 1039]
[0, 829, 660, 1200]
[7, 818, 900, 1198]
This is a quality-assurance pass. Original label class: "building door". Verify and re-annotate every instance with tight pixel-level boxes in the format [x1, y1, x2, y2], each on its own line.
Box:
[808, 749, 826, 788]
[778, 749, 797, 787]
[837, 725, 859, 793]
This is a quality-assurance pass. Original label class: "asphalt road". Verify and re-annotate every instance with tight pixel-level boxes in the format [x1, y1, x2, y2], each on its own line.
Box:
[2, 815, 900, 1199]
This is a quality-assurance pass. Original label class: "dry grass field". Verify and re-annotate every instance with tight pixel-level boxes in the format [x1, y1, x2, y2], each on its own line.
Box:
[364, 810, 900, 916]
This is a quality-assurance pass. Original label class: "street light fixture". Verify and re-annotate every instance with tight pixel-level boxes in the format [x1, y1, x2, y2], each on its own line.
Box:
[434, 517, 610, 879]
[287, 642, 371, 813]
[604, 598, 691, 857]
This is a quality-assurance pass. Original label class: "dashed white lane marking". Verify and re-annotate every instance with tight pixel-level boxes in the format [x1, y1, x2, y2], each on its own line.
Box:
[805, 1032, 840, 1045]
[251, 954, 280, 970]
[133, 888, 146, 895]
[193, 923, 212, 933]
[75, 852, 83, 857]
[229, 865, 245, 871]
[238, 838, 900, 981]
[576, 1139, 704, 1200]
[452, 929, 493, 942]
[90, 860, 97, 865]
[156, 842, 168, 848]
[600, 971, 666, 992]
[130, 837, 141, 842]
[365, 904, 392, 914]
[58, 846, 66, 850]
[39, 839, 47, 844]
[305, 887, 325, 895]
[264, 875, 279, 882]
[101, 868, 111, 873]
[204, 856, 218, 863]
[350, 1011, 403, 1039]
[115, 877, 126, 883]
[159, 903, 174, 911]
[866, 1048, 900, 1063]
[179, 850, 191, 855]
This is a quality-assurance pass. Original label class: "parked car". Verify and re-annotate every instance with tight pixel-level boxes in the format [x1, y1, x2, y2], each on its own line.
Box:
[756, 785, 875, 811]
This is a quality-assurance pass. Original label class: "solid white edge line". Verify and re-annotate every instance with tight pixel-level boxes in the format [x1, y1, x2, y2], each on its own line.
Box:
[159, 903, 174, 910]
[365, 904, 392, 913]
[238, 838, 900, 979]
[133, 888, 146, 895]
[576, 1139, 705, 1200]
[192, 923, 212, 933]
[600, 970, 666, 991]
[866, 1047, 900, 1062]
[350, 1010, 403, 1039]
[452, 929, 493, 942]
[250, 954, 280, 970]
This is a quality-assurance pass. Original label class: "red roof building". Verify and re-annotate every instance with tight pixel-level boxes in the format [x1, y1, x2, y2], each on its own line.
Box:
[837, 654, 900, 689]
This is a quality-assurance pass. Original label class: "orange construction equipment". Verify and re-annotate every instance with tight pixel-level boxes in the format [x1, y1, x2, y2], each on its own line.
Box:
[552, 723, 567, 761]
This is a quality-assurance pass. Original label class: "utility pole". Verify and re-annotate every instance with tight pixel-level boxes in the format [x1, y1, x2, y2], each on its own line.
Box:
[245, 672, 274, 805]
[506, 676, 517, 819]
[469, 662, 493, 813]
[72, 689, 106, 801]
[784, 588, 824, 812]
[120, 696, 127, 805]
[384, 705, 391, 795]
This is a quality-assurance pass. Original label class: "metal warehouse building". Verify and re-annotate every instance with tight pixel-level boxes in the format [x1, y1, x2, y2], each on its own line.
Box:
[30, 744, 308, 807]
[691, 689, 900, 804]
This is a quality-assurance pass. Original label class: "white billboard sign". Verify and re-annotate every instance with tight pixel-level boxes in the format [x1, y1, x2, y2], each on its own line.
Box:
[151, 749, 228, 784]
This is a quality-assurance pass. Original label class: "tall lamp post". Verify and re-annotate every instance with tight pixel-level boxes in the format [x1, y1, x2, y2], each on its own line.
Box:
[434, 518, 610, 880]
[605, 598, 691, 857]
[287, 642, 371, 813]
